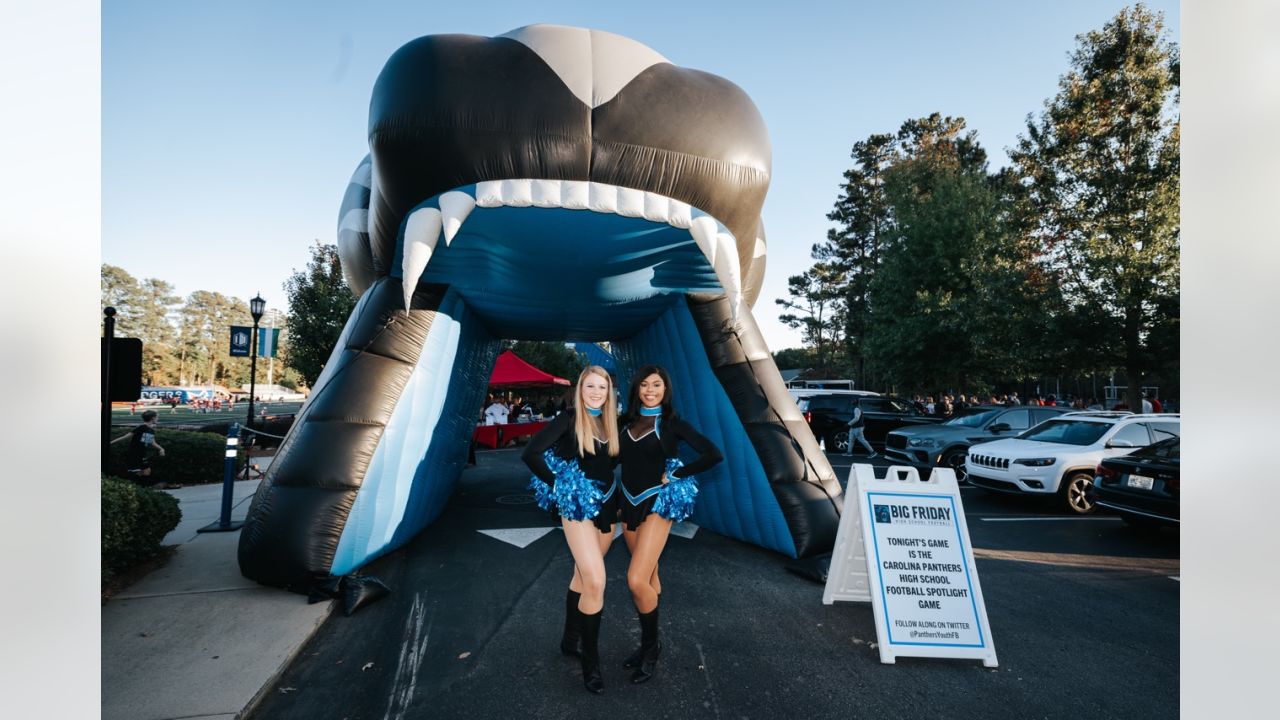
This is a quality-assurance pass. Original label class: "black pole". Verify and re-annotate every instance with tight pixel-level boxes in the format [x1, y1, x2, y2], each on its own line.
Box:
[102, 307, 116, 473]
[247, 319, 259, 430]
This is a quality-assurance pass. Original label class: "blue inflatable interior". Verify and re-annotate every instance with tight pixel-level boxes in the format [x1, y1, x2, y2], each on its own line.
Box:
[329, 199, 797, 573]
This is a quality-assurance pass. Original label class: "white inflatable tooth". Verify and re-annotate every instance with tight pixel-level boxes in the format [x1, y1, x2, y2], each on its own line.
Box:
[502, 178, 533, 207]
[689, 216, 719, 267]
[712, 232, 742, 318]
[438, 191, 476, 246]
[616, 186, 645, 218]
[475, 181, 504, 208]
[667, 199, 692, 229]
[561, 180, 589, 210]
[531, 179, 562, 208]
[401, 207, 442, 310]
[588, 182, 618, 214]
[642, 192, 670, 223]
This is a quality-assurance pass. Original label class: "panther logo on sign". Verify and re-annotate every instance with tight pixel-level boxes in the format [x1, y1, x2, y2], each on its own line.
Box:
[874, 505, 892, 524]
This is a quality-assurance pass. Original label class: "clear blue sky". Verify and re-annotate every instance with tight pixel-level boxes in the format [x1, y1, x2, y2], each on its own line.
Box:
[102, 0, 1179, 352]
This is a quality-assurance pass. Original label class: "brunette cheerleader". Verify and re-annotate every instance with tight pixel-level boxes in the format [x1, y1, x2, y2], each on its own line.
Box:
[617, 364, 722, 683]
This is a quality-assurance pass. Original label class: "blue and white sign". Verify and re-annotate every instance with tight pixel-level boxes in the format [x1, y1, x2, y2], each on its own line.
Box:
[826, 464, 998, 667]
[229, 326, 252, 357]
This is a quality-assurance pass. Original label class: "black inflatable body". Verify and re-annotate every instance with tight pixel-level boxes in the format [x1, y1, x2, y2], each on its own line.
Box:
[238, 25, 842, 590]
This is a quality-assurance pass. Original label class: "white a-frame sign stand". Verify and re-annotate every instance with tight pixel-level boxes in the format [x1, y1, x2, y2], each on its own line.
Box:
[824, 465, 998, 667]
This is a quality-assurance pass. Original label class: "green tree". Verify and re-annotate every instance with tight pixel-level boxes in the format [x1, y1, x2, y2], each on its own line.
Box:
[283, 242, 358, 386]
[775, 261, 847, 375]
[102, 264, 141, 337]
[864, 114, 1048, 393]
[135, 278, 181, 384]
[771, 346, 815, 371]
[1009, 3, 1179, 410]
[824, 134, 895, 388]
[102, 265, 183, 385]
[175, 290, 252, 386]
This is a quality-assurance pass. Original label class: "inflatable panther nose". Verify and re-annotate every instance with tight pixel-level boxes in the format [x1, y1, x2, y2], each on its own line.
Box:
[237, 24, 842, 591]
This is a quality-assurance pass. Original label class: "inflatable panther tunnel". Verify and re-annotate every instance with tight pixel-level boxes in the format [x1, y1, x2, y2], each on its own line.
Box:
[238, 24, 843, 589]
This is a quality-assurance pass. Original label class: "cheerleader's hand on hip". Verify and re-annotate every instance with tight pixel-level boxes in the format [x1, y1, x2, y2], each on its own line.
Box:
[660, 474, 669, 485]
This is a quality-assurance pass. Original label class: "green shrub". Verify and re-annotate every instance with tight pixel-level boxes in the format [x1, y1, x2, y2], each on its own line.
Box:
[107, 427, 245, 485]
[101, 476, 182, 582]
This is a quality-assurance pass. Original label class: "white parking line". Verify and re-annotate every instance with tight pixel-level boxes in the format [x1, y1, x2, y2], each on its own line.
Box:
[979, 516, 1121, 522]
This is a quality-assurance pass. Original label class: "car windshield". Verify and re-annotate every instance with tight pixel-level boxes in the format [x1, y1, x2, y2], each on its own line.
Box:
[1017, 419, 1110, 445]
[946, 409, 1001, 428]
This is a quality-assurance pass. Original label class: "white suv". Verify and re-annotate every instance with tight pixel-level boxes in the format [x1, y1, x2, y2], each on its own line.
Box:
[965, 412, 1181, 514]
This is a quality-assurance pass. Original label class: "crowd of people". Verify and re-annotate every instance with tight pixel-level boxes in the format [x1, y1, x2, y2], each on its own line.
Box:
[481, 393, 568, 425]
[905, 391, 1175, 417]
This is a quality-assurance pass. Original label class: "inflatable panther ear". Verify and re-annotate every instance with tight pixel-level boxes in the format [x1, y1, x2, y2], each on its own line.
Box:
[239, 25, 841, 590]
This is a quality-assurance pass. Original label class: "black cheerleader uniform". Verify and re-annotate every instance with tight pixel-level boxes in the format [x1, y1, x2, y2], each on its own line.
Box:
[522, 411, 619, 533]
[618, 413, 722, 530]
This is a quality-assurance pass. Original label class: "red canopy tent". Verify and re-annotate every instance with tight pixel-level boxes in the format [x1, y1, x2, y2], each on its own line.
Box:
[488, 350, 571, 388]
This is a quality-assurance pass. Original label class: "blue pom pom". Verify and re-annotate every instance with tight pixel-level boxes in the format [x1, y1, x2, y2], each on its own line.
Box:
[530, 449, 604, 521]
[654, 458, 698, 522]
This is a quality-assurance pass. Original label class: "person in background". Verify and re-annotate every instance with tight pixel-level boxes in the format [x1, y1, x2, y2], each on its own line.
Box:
[1150, 395, 1163, 413]
[1087, 397, 1104, 410]
[1140, 393, 1153, 413]
[111, 410, 179, 489]
[844, 399, 877, 458]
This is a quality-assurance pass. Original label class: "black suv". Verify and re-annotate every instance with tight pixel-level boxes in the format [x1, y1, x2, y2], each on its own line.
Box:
[800, 393, 943, 453]
[883, 405, 1070, 482]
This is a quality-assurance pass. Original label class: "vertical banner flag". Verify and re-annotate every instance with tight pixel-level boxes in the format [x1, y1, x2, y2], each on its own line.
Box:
[229, 326, 252, 357]
[258, 327, 280, 358]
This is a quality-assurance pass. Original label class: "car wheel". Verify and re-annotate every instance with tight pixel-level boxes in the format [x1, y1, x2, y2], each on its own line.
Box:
[1060, 472, 1096, 514]
[942, 449, 969, 484]
[825, 430, 850, 454]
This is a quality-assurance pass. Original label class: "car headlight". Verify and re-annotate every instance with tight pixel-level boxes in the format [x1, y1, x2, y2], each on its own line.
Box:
[908, 437, 939, 448]
[1013, 457, 1056, 467]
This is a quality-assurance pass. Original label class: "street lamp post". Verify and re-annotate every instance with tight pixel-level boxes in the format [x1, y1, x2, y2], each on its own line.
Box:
[247, 294, 265, 429]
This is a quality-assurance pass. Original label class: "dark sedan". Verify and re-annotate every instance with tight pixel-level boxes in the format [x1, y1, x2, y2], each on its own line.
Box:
[1090, 437, 1180, 527]
[883, 405, 1071, 482]
[800, 393, 943, 452]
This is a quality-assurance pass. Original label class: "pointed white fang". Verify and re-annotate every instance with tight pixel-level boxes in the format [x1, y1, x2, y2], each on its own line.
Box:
[402, 208, 442, 310]
[667, 200, 692, 229]
[561, 180, 589, 209]
[753, 236, 767, 259]
[439, 191, 476, 246]
[502, 179, 533, 207]
[588, 182, 618, 214]
[712, 232, 743, 318]
[616, 186, 645, 218]
[689, 216, 719, 267]
[531, 179, 562, 208]
[475, 181, 503, 208]
[642, 192, 670, 223]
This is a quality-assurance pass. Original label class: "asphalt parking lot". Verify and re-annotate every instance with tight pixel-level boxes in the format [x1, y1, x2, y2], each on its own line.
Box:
[250, 447, 1178, 720]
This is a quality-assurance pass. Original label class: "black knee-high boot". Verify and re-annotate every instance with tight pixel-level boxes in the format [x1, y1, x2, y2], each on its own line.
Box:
[630, 606, 661, 684]
[560, 589, 582, 657]
[579, 609, 605, 694]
